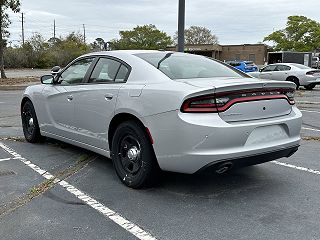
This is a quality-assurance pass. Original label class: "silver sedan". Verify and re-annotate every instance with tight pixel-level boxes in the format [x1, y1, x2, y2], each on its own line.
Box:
[249, 63, 320, 90]
[21, 51, 302, 188]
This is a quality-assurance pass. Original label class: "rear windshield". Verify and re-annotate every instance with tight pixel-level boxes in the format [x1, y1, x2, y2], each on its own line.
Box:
[135, 52, 246, 80]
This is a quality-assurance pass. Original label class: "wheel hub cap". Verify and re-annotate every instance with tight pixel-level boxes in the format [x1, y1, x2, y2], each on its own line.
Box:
[28, 118, 34, 127]
[127, 146, 140, 161]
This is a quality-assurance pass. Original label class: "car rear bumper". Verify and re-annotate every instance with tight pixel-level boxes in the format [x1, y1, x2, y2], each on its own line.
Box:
[196, 145, 299, 173]
[146, 106, 302, 174]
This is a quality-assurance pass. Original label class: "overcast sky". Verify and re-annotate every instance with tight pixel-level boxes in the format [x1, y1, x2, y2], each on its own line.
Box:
[7, 0, 320, 46]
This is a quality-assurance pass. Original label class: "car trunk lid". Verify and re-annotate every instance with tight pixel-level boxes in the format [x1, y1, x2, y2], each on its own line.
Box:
[180, 77, 295, 122]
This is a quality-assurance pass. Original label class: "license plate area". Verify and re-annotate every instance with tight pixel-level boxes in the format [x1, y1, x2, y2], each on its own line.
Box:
[245, 125, 288, 146]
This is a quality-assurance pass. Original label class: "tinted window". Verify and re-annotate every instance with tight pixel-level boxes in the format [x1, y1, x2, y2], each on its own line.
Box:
[228, 62, 241, 67]
[60, 58, 94, 84]
[115, 65, 129, 82]
[262, 65, 277, 72]
[89, 58, 121, 83]
[276, 65, 291, 71]
[135, 53, 244, 80]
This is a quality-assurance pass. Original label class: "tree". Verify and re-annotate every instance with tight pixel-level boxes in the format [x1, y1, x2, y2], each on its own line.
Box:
[174, 26, 219, 45]
[264, 16, 320, 52]
[111, 24, 173, 50]
[91, 37, 105, 51]
[0, 0, 20, 78]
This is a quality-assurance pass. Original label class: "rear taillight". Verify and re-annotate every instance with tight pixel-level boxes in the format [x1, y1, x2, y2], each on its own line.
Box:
[306, 71, 320, 76]
[181, 88, 295, 113]
[181, 95, 218, 113]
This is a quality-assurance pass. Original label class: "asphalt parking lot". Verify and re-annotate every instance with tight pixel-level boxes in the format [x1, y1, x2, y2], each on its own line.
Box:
[0, 87, 320, 240]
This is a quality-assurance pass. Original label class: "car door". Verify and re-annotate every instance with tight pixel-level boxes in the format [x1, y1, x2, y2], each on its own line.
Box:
[271, 65, 291, 81]
[259, 65, 277, 79]
[41, 57, 95, 140]
[73, 56, 130, 150]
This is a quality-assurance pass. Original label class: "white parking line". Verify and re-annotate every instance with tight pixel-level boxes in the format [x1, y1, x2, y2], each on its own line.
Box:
[302, 127, 320, 133]
[297, 101, 320, 104]
[272, 161, 320, 175]
[300, 109, 320, 114]
[0, 142, 157, 240]
[0, 157, 13, 162]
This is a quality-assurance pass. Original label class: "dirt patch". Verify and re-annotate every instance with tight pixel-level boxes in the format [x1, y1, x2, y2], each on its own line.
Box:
[0, 154, 95, 217]
[303, 136, 320, 141]
[0, 77, 38, 86]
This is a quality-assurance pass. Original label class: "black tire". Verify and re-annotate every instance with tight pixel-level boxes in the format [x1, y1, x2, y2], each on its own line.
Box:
[287, 76, 300, 90]
[305, 84, 316, 90]
[21, 100, 42, 143]
[111, 120, 158, 188]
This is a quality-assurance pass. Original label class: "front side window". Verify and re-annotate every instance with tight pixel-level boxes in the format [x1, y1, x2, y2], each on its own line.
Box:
[59, 58, 94, 84]
[135, 53, 244, 80]
[262, 65, 277, 72]
[89, 58, 121, 83]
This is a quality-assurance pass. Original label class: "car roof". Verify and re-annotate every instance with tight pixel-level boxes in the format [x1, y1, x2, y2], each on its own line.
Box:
[82, 50, 173, 58]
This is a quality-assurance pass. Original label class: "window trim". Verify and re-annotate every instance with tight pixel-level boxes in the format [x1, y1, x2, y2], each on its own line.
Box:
[84, 56, 132, 85]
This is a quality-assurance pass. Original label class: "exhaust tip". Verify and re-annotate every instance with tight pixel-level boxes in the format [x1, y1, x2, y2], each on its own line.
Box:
[215, 162, 233, 174]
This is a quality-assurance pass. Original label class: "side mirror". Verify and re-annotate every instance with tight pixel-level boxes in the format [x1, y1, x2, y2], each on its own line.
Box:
[259, 68, 264, 72]
[40, 75, 54, 84]
[51, 66, 61, 75]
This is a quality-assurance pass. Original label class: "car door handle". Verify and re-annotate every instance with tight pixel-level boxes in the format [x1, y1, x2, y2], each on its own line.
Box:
[105, 94, 113, 101]
[67, 95, 73, 101]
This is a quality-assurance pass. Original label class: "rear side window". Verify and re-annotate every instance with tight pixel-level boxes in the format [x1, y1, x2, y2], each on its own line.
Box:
[276, 65, 291, 71]
[115, 65, 129, 82]
[89, 58, 121, 83]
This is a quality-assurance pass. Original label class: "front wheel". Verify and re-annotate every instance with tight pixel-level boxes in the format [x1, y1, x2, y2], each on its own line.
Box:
[305, 84, 316, 90]
[21, 100, 42, 143]
[111, 121, 158, 188]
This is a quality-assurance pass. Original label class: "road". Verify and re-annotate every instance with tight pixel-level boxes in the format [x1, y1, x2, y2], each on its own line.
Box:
[0, 87, 320, 240]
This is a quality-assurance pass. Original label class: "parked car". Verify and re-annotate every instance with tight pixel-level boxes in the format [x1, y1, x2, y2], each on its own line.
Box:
[226, 61, 258, 73]
[21, 51, 302, 188]
[249, 63, 320, 90]
[312, 57, 320, 69]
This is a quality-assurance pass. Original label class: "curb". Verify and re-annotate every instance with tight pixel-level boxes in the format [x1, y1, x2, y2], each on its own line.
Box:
[0, 83, 38, 91]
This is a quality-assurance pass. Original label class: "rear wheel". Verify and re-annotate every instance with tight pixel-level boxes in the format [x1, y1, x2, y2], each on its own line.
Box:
[287, 76, 300, 90]
[111, 121, 158, 188]
[305, 84, 316, 90]
[21, 100, 42, 143]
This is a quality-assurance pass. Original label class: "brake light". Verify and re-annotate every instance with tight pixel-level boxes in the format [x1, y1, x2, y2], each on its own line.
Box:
[306, 71, 320, 76]
[181, 88, 295, 113]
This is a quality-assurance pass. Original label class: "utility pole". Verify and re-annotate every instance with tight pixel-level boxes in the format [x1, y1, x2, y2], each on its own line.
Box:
[53, 19, 56, 40]
[177, 0, 185, 52]
[83, 24, 86, 43]
[21, 12, 25, 45]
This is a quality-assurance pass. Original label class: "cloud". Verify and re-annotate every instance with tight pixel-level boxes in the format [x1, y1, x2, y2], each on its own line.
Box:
[6, 0, 320, 45]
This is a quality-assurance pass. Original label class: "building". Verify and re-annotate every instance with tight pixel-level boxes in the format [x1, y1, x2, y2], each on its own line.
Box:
[167, 43, 269, 65]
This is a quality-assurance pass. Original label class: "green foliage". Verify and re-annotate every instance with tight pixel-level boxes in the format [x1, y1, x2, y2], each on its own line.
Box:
[4, 32, 90, 68]
[111, 24, 173, 50]
[0, 0, 21, 78]
[174, 26, 219, 45]
[264, 16, 320, 52]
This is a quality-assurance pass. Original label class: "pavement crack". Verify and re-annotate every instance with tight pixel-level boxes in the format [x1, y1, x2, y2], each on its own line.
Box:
[0, 154, 96, 217]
